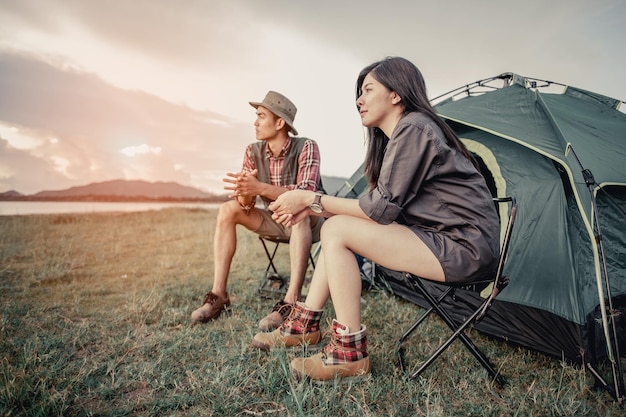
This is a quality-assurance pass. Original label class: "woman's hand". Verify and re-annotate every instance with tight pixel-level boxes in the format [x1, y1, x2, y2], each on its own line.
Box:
[269, 189, 313, 226]
[269, 189, 312, 216]
[272, 209, 310, 227]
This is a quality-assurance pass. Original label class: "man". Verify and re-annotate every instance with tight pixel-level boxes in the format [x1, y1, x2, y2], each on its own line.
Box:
[191, 91, 324, 331]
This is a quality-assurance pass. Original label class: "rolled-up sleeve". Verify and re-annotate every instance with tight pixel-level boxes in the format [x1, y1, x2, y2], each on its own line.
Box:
[358, 182, 398, 224]
[359, 118, 438, 224]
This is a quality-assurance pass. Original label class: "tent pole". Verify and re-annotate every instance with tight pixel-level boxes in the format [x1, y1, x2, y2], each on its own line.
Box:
[587, 363, 617, 400]
[588, 185, 625, 402]
[566, 143, 625, 402]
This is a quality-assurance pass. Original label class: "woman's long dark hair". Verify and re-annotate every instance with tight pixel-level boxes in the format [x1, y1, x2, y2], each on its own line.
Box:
[356, 57, 475, 189]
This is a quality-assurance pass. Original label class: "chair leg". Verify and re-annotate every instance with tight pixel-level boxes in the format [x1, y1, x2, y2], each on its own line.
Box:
[398, 285, 455, 344]
[259, 236, 280, 277]
[398, 275, 506, 386]
[397, 286, 454, 372]
[258, 237, 286, 298]
[258, 237, 319, 298]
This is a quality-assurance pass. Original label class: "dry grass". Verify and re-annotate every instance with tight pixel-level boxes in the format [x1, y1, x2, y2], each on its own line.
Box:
[0, 208, 624, 416]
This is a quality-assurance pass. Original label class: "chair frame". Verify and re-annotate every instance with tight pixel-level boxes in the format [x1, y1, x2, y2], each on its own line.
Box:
[257, 235, 318, 298]
[397, 197, 518, 386]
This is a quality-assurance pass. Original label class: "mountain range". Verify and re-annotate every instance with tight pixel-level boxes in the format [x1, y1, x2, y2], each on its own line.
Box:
[0, 180, 225, 202]
[0, 176, 349, 202]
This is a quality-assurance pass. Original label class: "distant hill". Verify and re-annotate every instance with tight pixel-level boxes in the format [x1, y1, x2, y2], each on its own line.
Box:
[0, 176, 350, 202]
[0, 180, 226, 202]
[0, 190, 23, 198]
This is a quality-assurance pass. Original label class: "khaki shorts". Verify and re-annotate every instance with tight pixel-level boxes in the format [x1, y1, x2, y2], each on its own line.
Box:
[253, 209, 324, 242]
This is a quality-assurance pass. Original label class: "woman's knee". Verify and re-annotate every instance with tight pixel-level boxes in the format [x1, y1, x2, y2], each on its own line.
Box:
[319, 215, 354, 243]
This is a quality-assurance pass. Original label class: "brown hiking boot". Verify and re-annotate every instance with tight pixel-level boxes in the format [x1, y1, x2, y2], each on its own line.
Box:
[190, 291, 230, 324]
[290, 319, 371, 383]
[252, 302, 323, 351]
[258, 300, 294, 331]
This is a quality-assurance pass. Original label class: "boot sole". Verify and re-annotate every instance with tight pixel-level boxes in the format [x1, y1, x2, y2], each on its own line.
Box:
[251, 339, 271, 352]
[252, 332, 322, 352]
[290, 354, 371, 384]
[190, 306, 232, 325]
[291, 368, 372, 385]
[251, 338, 322, 352]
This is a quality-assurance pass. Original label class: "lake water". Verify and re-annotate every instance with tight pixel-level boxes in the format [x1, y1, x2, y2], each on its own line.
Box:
[0, 201, 222, 216]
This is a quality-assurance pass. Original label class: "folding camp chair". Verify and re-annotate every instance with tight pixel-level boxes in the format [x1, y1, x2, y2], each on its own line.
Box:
[397, 197, 518, 386]
[257, 235, 319, 298]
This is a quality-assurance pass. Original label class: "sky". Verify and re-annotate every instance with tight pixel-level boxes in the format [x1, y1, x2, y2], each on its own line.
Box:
[0, 0, 625, 195]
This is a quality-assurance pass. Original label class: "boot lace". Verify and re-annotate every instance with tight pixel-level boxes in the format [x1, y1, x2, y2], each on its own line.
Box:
[203, 292, 219, 305]
[272, 301, 294, 321]
[321, 318, 339, 360]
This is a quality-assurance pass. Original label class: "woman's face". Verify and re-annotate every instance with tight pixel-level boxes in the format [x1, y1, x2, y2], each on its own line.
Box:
[356, 73, 396, 129]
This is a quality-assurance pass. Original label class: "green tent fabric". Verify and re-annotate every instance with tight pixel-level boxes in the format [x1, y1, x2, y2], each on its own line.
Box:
[373, 73, 626, 365]
[437, 76, 626, 325]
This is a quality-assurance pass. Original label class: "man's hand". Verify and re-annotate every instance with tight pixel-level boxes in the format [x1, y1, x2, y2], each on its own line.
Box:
[235, 169, 259, 197]
[224, 169, 258, 199]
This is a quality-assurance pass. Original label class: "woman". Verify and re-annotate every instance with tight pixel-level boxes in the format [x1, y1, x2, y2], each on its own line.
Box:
[252, 57, 500, 382]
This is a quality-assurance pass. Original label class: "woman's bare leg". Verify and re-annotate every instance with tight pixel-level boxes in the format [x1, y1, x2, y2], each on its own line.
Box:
[303, 251, 330, 310]
[314, 215, 444, 332]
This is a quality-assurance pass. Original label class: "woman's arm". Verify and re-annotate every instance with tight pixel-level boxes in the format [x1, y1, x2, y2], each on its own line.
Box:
[269, 189, 370, 226]
[313, 193, 369, 219]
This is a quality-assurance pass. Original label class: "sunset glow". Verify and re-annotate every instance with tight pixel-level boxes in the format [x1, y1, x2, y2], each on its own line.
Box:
[1, 0, 624, 195]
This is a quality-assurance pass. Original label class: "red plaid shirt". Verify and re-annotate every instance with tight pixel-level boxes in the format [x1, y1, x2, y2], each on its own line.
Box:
[243, 137, 322, 191]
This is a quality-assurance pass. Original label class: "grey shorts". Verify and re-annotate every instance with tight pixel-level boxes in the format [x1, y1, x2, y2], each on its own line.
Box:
[253, 209, 324, 242]
[411, 227, 498, 284]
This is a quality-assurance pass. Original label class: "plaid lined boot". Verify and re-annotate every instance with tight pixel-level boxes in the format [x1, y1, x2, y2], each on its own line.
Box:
[290, 319, 371, 383]
[252, 302, 323, 351]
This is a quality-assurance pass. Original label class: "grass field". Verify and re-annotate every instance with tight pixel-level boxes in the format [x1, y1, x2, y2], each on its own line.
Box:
[0, 208, 624, 416]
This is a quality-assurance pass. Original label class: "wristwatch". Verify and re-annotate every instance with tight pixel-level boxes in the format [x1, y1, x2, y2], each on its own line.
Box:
[310, 192, 324, 213]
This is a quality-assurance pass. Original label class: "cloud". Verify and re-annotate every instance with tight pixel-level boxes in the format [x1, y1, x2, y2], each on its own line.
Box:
[0, 136, 75, 194]
[0, 123, 44, 150]
[0, 0, 371, 175]
[0, 51, 251, 194]
[0, 0, 290, 116]
[120, 144, 162, 157]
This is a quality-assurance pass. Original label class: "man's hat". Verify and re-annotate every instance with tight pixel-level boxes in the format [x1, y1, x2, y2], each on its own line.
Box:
[249, 91, 298, 135]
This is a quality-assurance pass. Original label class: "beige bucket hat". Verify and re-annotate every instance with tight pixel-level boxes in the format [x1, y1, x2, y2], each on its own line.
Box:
[249, 91, 298, 135]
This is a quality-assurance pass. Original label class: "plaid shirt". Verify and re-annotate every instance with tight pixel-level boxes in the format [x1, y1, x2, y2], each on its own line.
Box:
[243, 137, 322, 191]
